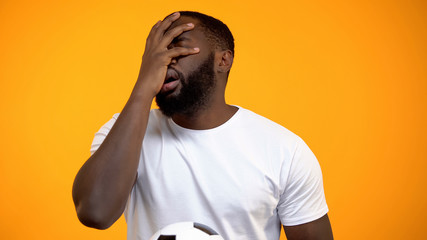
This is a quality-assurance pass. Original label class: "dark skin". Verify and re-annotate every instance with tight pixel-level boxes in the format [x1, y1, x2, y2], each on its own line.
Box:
[163, 15, 237, 129]
[72, 12, 333, 239]
[284, 214, 333, 240]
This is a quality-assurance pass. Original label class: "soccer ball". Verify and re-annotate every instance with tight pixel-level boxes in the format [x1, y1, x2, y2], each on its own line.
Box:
[150, 222, 224, 240]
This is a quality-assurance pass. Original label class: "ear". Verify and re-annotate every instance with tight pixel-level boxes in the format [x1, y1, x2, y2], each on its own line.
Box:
[217, 50, 233, 73]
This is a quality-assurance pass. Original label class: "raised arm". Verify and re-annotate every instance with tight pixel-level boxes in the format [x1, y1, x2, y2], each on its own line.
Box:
[72, 12, 199, 229]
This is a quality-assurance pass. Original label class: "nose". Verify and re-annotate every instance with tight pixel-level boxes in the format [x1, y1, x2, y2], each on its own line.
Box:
[167, 43, 177, 64]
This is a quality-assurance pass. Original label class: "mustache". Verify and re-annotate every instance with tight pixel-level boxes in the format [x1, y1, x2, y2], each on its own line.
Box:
[167, 67, 185, 81]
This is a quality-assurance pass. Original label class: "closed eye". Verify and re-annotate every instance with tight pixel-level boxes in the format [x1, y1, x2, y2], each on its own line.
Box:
[172, 36, 191, 44]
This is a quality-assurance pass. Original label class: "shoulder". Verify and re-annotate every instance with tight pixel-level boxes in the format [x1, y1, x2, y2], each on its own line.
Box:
[94, 109, 167, 135]
[93, 113, 120, 134]
[149, 108, 164, 119]
[236, 106, 302, 143]
[147, 109, 169, 127]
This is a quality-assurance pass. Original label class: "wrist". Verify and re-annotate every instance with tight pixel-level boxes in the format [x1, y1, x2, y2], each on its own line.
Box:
[129, 80, 157, 104]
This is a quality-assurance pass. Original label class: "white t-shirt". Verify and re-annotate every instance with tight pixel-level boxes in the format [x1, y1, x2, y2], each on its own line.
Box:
[90, 106, 328, 240]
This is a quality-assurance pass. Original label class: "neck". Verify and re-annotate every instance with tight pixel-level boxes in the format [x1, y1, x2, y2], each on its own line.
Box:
[171, 97, 238, 130]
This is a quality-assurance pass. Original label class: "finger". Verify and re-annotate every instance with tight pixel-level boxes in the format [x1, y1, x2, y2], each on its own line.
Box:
[166, 47, 200, 59]
[153, 12, 180, 40]
[160, 23, 195, 48]
[152, 20, 162, 30]
[146, 20, 162, 42]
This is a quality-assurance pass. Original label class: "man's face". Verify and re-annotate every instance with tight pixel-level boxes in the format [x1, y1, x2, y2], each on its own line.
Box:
[155, 16, 217, 117]
[156, 52, 215, 117]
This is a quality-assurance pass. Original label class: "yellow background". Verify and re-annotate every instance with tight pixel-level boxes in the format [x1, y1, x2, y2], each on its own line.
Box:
[1, 0, 426, 239]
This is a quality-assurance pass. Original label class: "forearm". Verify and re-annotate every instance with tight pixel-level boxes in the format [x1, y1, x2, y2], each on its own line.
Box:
[72, 83, 154, 229]
[72, 12, 199, 229]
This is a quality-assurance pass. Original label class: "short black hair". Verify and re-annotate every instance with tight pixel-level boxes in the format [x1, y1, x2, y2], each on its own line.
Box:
[179, 11, 235, 56]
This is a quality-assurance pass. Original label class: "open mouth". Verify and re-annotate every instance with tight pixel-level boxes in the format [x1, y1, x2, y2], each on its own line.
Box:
[164, 68, 179, 83]
[161, 68, 181, 93]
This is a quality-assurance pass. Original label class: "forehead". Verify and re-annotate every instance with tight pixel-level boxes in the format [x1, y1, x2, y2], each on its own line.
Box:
[169, 16, 200, 30]
[168, 16, 208, 40]
[167, 15, 214, 52]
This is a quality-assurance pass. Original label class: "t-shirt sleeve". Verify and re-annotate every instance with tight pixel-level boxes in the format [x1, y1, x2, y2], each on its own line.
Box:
[278, 137, 329, 226]
[90, 113, 120, 155]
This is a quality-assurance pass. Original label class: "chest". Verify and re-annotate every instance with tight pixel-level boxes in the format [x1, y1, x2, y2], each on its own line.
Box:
[138, 135, 282, 219]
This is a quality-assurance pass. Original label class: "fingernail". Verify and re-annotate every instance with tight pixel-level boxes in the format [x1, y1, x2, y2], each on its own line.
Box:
[172, 12, 179, 16]
[193, 47, 200, 51]
[187, 23, 194, 27]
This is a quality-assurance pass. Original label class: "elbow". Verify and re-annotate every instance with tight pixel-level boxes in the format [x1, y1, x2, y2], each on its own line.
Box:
[72, 178, 125, 230]
[75, 203, 115, 230]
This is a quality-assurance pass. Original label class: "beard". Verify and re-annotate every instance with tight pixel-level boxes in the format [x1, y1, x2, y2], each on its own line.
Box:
[155, 52, 216, 118]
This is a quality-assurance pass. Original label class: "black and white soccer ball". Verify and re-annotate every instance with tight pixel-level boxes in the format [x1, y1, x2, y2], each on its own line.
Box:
[150, 222, 224, 240]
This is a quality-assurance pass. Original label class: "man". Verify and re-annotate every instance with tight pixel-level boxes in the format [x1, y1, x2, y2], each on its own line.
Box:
[72, 11, 333, 240]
